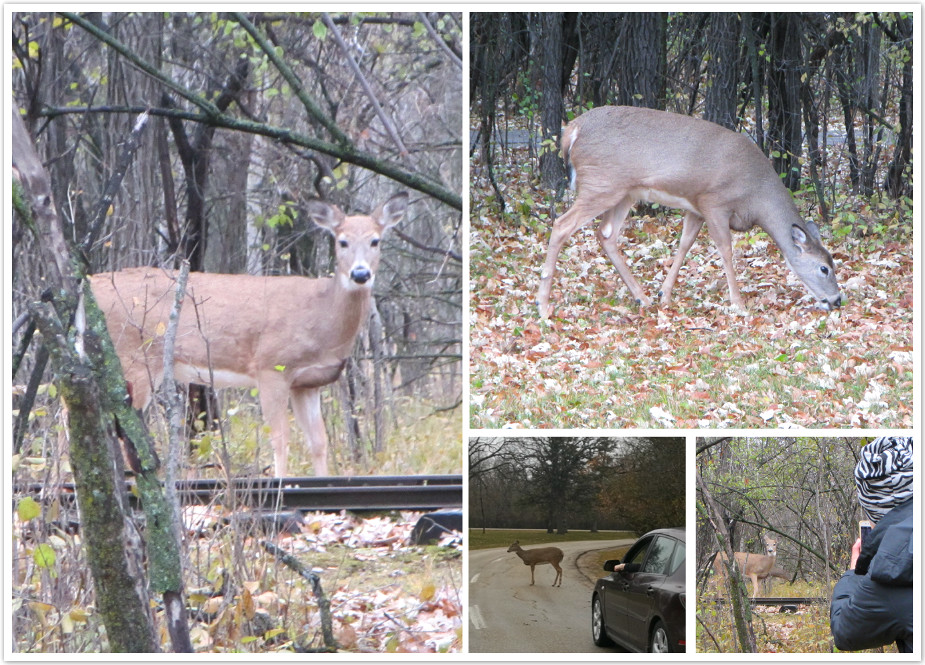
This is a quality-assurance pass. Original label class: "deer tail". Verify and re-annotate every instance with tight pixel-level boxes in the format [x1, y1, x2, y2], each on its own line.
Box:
[560, 123, 580, 190]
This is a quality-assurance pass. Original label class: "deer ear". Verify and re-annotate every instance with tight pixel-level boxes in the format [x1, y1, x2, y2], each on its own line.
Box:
[791, 224, 811, 253]
[306, 199, 345, 233]
[375, 192, 409, 230]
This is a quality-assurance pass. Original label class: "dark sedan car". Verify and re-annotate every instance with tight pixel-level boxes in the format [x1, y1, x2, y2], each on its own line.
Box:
[591, 527, 686, 653]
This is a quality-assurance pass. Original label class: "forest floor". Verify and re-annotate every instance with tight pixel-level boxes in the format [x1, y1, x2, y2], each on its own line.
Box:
[469, 120, 914, 430]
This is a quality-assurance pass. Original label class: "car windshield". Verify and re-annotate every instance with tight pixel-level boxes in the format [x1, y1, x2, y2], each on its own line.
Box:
[641, 535, 677, 575]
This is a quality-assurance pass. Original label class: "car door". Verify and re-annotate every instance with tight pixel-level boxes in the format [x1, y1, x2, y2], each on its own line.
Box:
[603, 535, 652, 648]
[619, 535, 679, 649]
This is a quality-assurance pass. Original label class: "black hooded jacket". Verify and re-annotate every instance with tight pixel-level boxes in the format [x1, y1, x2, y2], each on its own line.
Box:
[830, 499, 913, 652]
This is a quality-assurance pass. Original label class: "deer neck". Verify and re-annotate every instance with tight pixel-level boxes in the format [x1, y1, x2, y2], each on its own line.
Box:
[325, 278, 373, 347]
[754, 190, 804, 260]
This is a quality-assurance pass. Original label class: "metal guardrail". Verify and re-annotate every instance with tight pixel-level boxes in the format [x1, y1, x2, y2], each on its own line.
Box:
[15, 474, 463, 513]
[703, 596, 829, 606]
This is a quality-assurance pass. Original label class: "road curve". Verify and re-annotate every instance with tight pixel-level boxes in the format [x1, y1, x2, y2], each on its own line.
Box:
[468, 539, 635, 654]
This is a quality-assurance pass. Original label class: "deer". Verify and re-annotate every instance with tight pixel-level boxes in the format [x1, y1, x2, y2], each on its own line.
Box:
[713, 533, 778, 598]
[89, 192, 409, 478]
[535, 105, 842, 318]
[507, 540, 564, 587]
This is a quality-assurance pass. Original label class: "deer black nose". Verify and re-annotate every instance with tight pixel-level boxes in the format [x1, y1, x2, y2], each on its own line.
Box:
[351, 266, 371, 284]
[832, 294, 842, 308]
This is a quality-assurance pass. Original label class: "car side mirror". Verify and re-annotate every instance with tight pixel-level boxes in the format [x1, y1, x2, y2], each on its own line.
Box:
[603, 559, 622, 572]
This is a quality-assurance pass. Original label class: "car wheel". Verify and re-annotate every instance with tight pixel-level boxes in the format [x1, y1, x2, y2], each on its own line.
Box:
[649, 619, 670, 653]
[591, 595, 614, 647]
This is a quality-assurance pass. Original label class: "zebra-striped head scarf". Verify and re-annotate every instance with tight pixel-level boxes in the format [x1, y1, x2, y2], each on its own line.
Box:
[855, 436, 913, 523]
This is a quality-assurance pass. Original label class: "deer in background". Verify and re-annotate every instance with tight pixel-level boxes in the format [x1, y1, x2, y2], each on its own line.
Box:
[535, 106, 842, 318]
[713, 533, 778, 598]
[90, 192, 409, 478]
[507, 540, 564, 587]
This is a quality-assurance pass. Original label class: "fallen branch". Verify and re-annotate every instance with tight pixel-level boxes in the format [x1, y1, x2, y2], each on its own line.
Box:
[260, 540, 338, 652]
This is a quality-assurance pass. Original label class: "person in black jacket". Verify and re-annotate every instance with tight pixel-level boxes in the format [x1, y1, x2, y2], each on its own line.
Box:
[830, 436, 913, 653]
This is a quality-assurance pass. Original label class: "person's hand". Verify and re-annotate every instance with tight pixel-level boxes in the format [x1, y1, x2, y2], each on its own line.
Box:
[848, 538, 862, 570]
[613, 563, 625, 572]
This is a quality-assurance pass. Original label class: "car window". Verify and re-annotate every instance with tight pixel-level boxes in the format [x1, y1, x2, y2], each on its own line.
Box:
[624, 537, 652, 567]
[668, 539, 685, 575]
[641, 535, 676, 575]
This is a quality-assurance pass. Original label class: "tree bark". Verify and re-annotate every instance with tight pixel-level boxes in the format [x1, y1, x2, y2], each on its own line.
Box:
[767, 13, 803, 190]
[12, 108, 158, 652]
[703, 13, 740, 130]
[539, 12, 566, 190]
[615, 13, 667, 109]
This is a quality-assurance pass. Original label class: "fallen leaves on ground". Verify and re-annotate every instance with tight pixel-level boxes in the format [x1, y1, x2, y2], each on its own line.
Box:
[180, 508, 462, 653]
[469, 139, 913, 430]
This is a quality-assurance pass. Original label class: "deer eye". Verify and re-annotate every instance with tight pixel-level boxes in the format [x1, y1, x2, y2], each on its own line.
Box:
[338, 238, 348, 248]
[820, 265, 829, 276]
[370, 237, 380, 248]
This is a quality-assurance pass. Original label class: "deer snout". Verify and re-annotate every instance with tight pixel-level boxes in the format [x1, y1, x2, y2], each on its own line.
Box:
[350, 265, 372, 284]
[821, 293, 843, 310]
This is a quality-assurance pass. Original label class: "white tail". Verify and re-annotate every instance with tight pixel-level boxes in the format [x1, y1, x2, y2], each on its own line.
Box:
[714, 533, 778, 598]
[90, 192, 409, 477]
[536, 106, 842, 317]
[507, 540, 564, 587]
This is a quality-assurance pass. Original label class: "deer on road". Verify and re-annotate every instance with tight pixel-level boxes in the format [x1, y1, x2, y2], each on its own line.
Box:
[507, 540, 564, 587]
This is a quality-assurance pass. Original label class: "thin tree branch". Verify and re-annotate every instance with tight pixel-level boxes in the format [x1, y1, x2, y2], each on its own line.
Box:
[322, 12, 410, 158]
[60, 12, 222, 118]
[417, 12, 462, 69]
[232, 12, 350, 146]
[41, 105, 460, 209]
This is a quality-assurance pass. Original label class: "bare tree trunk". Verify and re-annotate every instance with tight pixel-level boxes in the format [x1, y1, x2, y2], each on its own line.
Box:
[12, 108, 158, 652]
[703, 13, 741, 130]
[615, 13, 667, 109]
[539, 12, 565, 190]
[14, 108, 194, 652]
[884, 14, 912, 198]
[697, 467, 758, 652]
[767, 13, 803, 190]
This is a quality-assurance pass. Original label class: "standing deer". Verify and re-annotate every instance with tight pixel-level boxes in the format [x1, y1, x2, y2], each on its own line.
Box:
[535, 106, 842, 318]
[90, 192, 409, 478]
[713, 533, 778, 598]
[507, 540, 564, 587]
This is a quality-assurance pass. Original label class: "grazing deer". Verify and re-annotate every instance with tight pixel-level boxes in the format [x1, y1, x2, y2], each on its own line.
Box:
[89, 192, 409, 478]
[714, 533, 778, 598]
[507, 540, 564, 587]
[535, 106, 842, 318]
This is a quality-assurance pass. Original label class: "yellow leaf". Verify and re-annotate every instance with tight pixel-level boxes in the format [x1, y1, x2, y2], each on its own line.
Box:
[33, 543, 56, 568]
[17, 497, 40, 522]
[155, 321, 167, 336]
[69, 607, 90, 623]
[241, 587, 256, 620]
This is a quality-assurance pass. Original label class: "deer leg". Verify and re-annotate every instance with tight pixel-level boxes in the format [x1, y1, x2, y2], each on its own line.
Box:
[552, 563, 563, 587]
[257, 376, 293, 478]
[595, 196, 653, 306]
[536, 199, 610, 318]
[529, 565, 536, 586]
[658, 211, 705, 305]
[704, 213, 746, 308]
[290, 386, 330, 476]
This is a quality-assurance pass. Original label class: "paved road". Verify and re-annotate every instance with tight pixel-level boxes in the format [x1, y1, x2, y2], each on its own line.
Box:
[468, 539, 635, 654]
